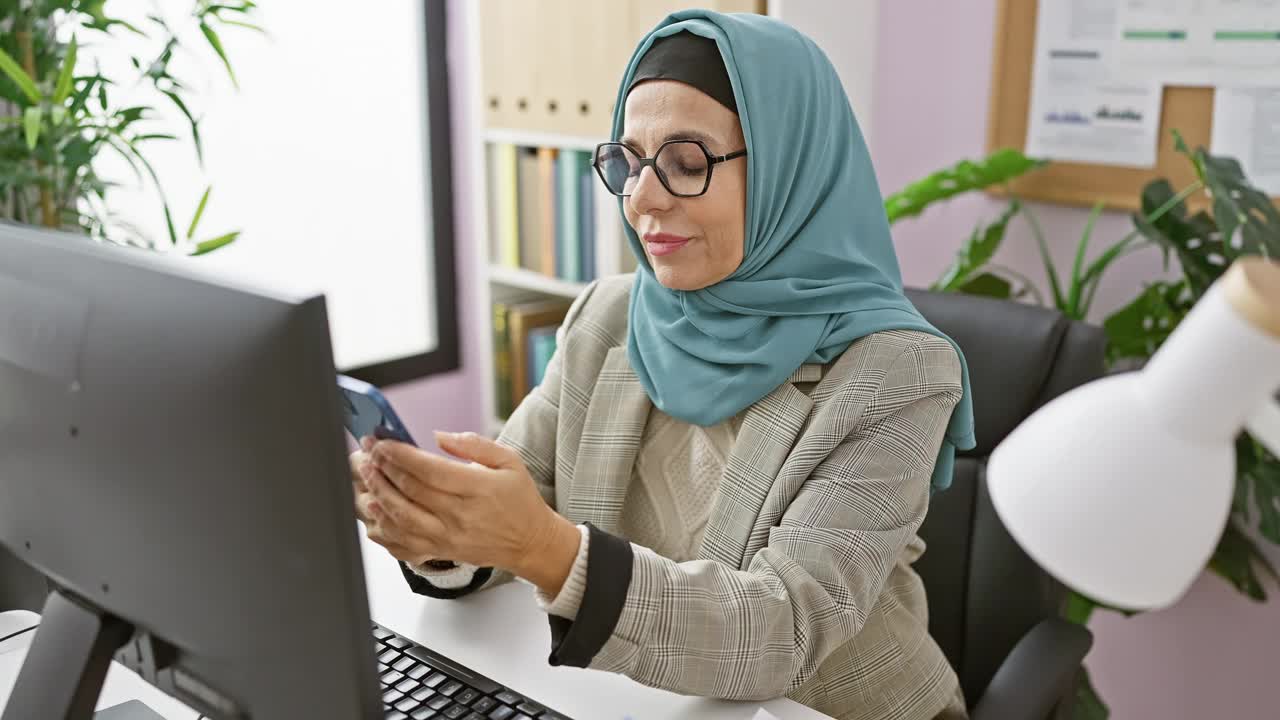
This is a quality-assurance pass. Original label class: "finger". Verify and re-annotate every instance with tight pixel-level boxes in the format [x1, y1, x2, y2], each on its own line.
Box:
[378, 459, 462, 511]
[353, 487, 378, 524]
[349, 452, 370, 493]
[361, 435, 375, 452]
[366, 466, 448, 541]
[435, 431, 523, 471]
[372, 441, 473, 495]
[362, 523, 415, 561]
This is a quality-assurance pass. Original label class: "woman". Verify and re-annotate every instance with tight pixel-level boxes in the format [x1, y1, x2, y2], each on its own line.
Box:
[352, 10, 975, 720]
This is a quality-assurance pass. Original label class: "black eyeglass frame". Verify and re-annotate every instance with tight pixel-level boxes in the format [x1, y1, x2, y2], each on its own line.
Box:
[592, 139, 748, 198]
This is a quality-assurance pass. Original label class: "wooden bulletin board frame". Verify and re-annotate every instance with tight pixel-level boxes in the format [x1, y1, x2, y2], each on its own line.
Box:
[987, 0, 1219, 212]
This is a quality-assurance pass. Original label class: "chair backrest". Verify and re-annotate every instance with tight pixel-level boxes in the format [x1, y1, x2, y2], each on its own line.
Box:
[904, 288, 1107, 706]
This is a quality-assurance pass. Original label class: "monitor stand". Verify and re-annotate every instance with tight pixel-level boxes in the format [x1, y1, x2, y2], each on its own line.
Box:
[1, 589, 134, 720]
[93, 701, 166, 720]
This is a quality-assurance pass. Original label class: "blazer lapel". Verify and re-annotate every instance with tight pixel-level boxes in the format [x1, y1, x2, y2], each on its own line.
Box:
[699, 377, 814, 569]
[565, 345, 651, 533]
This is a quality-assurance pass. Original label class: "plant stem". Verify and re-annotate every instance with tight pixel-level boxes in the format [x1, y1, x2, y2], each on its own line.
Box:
[1074, 179, 1205, 317]
[15, 18, 57, 228]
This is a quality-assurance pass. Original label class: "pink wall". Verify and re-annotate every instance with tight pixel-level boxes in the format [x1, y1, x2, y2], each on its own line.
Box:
[872, 2, 1280, 719]
[383, 0, 487, 454]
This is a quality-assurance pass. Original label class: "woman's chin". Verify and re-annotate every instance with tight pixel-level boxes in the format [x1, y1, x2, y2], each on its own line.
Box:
[652, 262, 715, 292]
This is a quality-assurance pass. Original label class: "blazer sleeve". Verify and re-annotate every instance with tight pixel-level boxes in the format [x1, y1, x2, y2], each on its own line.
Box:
[543, 337, 964, 700]
[400, 280, 601, 599]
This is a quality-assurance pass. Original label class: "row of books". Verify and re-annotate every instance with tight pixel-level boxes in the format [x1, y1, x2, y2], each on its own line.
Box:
[487, 142, 629, 282]
[492, 298, 571, 419]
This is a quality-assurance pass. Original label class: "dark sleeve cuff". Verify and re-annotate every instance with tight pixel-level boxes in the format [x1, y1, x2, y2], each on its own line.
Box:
[398, 562, 494, 600]
[546, 522, 634, 667]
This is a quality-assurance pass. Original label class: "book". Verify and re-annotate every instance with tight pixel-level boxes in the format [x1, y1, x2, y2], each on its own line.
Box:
[516, 147, 541, 271]
[579, 164, 596, 282]
[526, 325, 559, 389]
[492, 142, 520, 268]
[536, 147, 558, 277]
[556, 150, 584, 282]
[492, 302, 513, 419]
[506, 299, 571, 404]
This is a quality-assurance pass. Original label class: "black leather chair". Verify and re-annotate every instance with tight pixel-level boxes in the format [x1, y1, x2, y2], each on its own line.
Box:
[905, 288, 1107, 720]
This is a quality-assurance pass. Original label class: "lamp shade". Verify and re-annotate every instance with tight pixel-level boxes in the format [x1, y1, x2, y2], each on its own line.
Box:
[987, 257, 1280, 611]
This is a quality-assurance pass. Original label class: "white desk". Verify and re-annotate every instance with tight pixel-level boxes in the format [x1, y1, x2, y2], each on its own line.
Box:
[0, 535, 831, 719]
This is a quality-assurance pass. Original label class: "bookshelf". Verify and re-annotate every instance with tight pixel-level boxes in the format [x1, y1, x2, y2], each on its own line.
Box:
[464, 1, 766, 436]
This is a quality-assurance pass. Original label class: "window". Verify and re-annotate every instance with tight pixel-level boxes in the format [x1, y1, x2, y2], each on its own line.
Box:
[90, 1, 459, 385]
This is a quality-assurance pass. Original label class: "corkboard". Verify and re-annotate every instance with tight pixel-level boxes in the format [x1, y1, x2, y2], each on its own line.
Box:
[987, 0, 1221, 212]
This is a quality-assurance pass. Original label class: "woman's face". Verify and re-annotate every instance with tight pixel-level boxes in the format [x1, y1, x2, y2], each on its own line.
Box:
[622, 80, 747, 292]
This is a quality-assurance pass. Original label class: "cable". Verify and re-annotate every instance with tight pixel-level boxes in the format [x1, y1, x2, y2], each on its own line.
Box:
[0, 624, 38, 645]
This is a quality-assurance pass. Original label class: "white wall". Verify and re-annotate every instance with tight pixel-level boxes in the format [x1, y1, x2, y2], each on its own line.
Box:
[769, 0, 880, 144]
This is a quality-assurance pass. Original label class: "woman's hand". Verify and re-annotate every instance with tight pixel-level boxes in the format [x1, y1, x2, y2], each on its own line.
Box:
[360, 431, 581, 596]
[351, 444, 428, 564]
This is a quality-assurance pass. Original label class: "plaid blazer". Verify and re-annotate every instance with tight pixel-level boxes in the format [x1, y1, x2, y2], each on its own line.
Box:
[402, 274, 968, 720]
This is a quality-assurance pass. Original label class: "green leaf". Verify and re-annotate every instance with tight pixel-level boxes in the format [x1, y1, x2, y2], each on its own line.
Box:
[1018, 202, 1069, 311]
[1064, 591, 1097, 624]
[0, 46, 42, 104]
[1207, 519, 1278, 601]
[23, 106, 42, 150]
[199, 22, 239, 89]
[1130, 179, 1222, 298]
[932, 201, 1020, 291]
[1065, 202, 1106, 318]
[1072, 667, 1110, 720]
[884, 148, 1045, 224]
[115, 105, 151, 127]
[217, 19, 267, 34]
[161, 90, 203, 165]
[955, 272, 1013, 299]
[1199, 151, 1280, 260]
[53, 36, 78, 104]
[1102, 281, 1193, 364]
[192, 230, 239, 255]
[1240, 436, 1280, 544]
[187, 186, 212, 239]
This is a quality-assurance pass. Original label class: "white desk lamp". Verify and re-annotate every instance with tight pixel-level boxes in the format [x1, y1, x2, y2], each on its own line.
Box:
[987, 256, 1280, 611]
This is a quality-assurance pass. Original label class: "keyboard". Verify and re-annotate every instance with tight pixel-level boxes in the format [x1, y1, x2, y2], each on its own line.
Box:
[372, 623, 574, 720]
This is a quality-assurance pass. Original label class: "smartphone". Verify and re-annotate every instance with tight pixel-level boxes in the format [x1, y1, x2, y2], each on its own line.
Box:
[336, 374, 416, 446]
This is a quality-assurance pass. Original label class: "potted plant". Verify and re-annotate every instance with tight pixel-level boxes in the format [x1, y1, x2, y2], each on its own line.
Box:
[0, 0, 260, 253]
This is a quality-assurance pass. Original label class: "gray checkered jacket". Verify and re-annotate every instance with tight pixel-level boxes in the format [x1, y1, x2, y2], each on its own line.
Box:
[402, 274, 968, 720]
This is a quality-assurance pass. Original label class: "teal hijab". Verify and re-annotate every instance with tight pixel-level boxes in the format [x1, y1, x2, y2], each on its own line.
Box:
[615, 10, 976, 491]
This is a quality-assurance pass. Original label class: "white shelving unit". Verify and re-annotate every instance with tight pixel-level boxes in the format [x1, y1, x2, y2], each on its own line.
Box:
[462, 4, 630, 436]
[489, 265, 588, 299]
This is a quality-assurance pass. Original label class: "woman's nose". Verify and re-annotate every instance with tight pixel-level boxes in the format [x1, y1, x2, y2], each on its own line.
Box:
[628, 165, 674, 216]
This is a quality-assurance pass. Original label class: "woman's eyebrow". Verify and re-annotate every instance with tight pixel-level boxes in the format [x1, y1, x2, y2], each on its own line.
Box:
[618, 129, 721, 153]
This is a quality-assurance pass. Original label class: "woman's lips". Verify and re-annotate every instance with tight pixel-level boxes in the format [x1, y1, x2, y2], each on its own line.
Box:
[644, 233, 690, 257]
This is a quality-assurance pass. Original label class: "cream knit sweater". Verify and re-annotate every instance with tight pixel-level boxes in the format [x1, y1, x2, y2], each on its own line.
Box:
[533, 407, 745, 618]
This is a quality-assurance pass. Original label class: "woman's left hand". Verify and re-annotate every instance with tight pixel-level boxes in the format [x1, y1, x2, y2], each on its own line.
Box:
[361, 431, 580, 593]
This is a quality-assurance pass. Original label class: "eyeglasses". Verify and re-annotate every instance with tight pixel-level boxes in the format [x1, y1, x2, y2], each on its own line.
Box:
[592, 140, 747, 198]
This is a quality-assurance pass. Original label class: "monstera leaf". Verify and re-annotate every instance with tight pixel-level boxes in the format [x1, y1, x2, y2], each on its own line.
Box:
[1175, 131, 1280, 261]
[884, 148, 1044, 223]
[1102, 280, 1195, 364]
[1130, 179, 1222, 297]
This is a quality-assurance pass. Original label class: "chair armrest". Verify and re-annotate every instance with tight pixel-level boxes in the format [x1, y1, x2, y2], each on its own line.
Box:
[971, 617, 1094, 720]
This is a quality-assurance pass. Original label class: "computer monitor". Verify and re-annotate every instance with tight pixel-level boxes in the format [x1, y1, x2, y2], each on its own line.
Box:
[0, 222, 382, 719]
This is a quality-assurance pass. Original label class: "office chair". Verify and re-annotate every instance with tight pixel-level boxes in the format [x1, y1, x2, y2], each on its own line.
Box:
[905, 288, 1105, 720]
